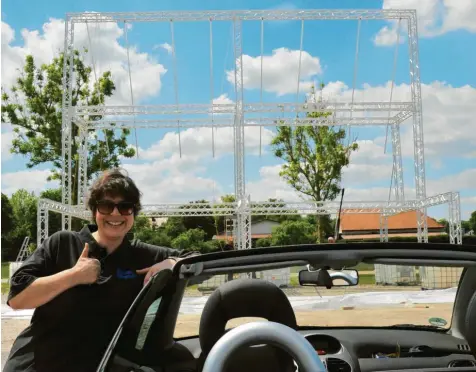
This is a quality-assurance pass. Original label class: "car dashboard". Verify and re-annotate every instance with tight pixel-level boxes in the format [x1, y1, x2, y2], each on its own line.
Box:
[299, 328, 476, 372]
[175, 328, 476, 372]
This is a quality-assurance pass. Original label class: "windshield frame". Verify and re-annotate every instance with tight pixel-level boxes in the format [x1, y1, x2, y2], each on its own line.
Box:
[176, 242, 476, 279]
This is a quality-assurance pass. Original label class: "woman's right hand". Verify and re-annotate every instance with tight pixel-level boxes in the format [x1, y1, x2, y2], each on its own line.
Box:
[71, 243, 101, 285]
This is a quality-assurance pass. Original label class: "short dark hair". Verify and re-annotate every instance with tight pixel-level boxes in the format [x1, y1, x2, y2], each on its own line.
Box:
[87, 168, 142, 219]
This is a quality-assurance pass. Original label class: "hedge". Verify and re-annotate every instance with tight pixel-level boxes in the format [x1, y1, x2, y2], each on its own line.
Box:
[343, 234, 476, 245]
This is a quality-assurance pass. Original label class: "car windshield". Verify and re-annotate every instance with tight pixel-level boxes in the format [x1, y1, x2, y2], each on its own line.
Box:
[173, 263, 463, 338]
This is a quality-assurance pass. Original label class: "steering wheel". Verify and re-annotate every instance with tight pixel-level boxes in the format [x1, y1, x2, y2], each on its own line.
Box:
[201, 321, 326, 372]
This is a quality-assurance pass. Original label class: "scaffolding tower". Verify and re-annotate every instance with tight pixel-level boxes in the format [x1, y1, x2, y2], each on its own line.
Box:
[37, 9, 462, 249]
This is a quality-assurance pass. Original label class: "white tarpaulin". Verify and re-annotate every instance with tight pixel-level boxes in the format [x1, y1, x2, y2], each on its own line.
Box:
[1, 288, 457, 319]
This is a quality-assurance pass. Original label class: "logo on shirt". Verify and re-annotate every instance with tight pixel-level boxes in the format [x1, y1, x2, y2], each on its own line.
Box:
[116, 268, 137, 279]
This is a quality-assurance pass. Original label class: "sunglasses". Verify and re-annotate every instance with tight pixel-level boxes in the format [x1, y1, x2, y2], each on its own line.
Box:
[96, 200, 136, 216]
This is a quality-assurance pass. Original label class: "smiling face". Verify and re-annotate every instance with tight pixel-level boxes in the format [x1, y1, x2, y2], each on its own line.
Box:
[95, 195, 135, 242]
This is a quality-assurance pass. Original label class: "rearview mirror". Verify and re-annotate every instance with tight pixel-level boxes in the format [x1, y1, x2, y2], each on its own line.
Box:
[298, 268, 359, 288]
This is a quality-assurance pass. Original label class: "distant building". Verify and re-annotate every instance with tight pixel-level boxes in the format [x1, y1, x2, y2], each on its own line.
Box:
[338, 210, 446, 240]
[213, 220, 280, 243]
[149, 217, 168, 228]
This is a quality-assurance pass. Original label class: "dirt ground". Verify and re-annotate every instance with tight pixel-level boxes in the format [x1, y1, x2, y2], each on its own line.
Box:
[174, 303, 453, 338]
[2, 303, 453, 353]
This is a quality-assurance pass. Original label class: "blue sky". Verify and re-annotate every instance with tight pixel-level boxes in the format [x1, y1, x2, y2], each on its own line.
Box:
[1, 0, 475, 221]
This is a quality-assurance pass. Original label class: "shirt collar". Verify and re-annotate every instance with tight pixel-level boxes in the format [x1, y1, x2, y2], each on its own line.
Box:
[79, 224, 132, 261]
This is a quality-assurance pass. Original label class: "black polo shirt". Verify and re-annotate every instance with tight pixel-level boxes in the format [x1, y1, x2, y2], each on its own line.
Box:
[4, 225, 184, 372]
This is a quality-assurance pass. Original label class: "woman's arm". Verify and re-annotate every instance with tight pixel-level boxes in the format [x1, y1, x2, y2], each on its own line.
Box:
[8, 242, 101, 310]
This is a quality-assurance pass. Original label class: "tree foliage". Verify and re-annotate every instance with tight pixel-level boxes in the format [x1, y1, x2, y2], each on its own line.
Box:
[1, 50, 135, 204]
[2, 193, 14, 234]
[469, 211, 476, 233]
[40, 188, 63, 234]
[270, 220, 316, 246]
[270, 84, 359, 241]
[1, 190, 39, 260]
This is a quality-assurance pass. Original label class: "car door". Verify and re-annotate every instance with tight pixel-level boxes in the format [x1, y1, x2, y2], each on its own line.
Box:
[96, 269, 174, 372]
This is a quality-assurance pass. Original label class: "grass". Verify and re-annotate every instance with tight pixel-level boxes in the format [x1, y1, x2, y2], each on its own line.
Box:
[2, 262, 10, 279]
[2, 282, 10, 295]
[359, 273, 376, 285]
[354, 263, 375, 271]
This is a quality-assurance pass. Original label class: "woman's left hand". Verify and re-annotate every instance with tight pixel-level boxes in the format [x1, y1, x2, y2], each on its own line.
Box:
[136, 258, 178, 286]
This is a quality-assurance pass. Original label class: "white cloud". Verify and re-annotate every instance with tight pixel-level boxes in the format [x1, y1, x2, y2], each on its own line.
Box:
[247, 139, 393, 201]
[211, 94, 234, 115]
[121, 156, 222, 204]
[139, 126, 274, 160]
[118, 124, 275, 203]
[427, 168, 476, 195]
[1, 125, 15, 162]
[462, 196, 476, 205]
[310, 80, 476, 159]
[1, 169, 59, 196]
[373, 26, 405, 47]
[1, 17, 167, 105]
[213, 94, 234, 106]
[247, 164, 301, 202]
[375, 0, 476, 46]
[226, 48, 322, 96]
[1, 16, 168, 168]
[154, 42, 173, 54]
[246, 164, 476, 219]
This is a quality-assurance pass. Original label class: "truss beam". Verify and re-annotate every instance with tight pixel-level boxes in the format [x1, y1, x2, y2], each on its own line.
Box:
[67, 9, 416, 23]
[448, 192, 463, 245]
[37, 192, 462, 246]
[74, 101, 414, 117]
[232, 18, 251, 250]
[82, 117, 412, 130]
[390, 124, 405, 201]
[60, 19, 75, 231]
[38, 192, 458, 217]
[51, 8, 450, 252]
[407, 11, 428, 242]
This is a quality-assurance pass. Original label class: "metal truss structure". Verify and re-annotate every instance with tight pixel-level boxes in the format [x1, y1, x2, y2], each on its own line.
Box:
[37, 191, 463, 247]
[37, 8, 461, 250]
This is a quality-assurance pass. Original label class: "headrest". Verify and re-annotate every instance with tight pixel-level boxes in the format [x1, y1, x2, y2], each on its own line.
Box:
[199, 278, 297, 354]
[465, 291, 476, 355]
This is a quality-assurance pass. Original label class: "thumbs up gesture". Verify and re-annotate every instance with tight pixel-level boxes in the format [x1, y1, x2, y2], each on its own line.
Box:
[71, 243, 101, 286]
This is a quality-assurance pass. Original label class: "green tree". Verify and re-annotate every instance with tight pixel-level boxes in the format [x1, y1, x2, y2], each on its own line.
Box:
[1, 193, 15, 260]
[181, 200, 223, 240]
[132, 215, 152, 232]
[270, 220, 316, 246]
[270, 84, 358, 242]
[469, 211, 476, 233]
[135, 229, 172, 247]
[8, 189, 39, 259]
[209, 194, 236, 248]
[252, 198, 302, 224]
[462, 220, 471, 234]
[1, 50, 135, 205]
[40, 188, 63, 234]
[162, 217, 187, 239]
[255, 237, 272, 247]
[171, 228, 207, 252]
[1, 193, 14, 236]
[306, 215, 335, 238]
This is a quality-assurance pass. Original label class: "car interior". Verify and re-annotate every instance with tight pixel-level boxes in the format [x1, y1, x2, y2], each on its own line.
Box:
[99, 243, 476, 372]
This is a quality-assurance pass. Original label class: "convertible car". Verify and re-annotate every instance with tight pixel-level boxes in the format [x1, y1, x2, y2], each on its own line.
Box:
[96, 242, 476, 372]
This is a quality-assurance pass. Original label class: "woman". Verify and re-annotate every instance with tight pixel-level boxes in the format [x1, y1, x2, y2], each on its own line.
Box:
[4, 169, 191, 372]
